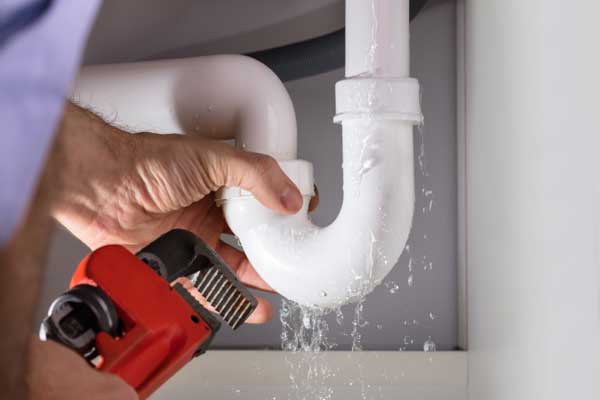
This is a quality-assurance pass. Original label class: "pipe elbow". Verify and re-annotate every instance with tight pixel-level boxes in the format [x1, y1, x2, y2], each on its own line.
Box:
[223, 182, 414, 308]
[174, 55, 298, 159]
[212, 55, 298, 160]
[223, 121, 416, 308]
[73, 55, 297, 159]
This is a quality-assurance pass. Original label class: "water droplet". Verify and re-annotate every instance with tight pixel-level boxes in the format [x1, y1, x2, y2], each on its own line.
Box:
[335, 308, 344, 325]
[302, 314, 311, 330]
[407, 273, 414, 287]
[376, 324, 383, 330]
[423, 336, 437, 352]
[207, 105, 214, 112]
[320, 290, 327, 297]
[384, 281, 399, 294]
[429, 312, 437, 320]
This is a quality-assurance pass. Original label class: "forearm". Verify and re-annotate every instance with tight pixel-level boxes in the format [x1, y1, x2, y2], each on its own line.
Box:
[51, 102, 136, 247]
[0, 102, 118, 397]
[0, 138, 59, 398]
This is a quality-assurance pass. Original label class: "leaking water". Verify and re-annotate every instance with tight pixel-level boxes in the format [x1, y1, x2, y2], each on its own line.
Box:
[280, 300, 336, 400]
[274, 117, 439, 399]
[277, 6, 440, 395]
[423, 336, 437, 352]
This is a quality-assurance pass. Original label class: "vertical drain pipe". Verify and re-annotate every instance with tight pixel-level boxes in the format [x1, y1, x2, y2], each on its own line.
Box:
[345, 0, 411, 78]
[329, 0, 423, 301]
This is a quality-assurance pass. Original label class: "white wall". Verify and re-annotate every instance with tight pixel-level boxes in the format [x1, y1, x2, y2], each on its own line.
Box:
[463, 1, 600, 398]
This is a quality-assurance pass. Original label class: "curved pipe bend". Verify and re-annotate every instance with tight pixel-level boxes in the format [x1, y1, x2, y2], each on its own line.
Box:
[73, 55, 297, 160]
[224, 119, 414, 307]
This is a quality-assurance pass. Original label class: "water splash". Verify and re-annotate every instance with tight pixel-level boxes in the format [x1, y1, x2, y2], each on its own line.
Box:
[280, 286, 375, 400]
[384, 280, 399, 294]
[350, 300, 368, 351]
[353, 132, 383, 191]
[335, 308, 344, 326]
[423, 336, 437, 352]
[280, 299, 335, 400]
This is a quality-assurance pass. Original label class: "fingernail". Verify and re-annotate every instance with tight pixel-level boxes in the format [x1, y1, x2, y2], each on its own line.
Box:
[280, 185, 303, 212]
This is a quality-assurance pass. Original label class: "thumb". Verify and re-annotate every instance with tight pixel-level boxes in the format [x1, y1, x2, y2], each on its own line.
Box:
[210, 144, 303, 214]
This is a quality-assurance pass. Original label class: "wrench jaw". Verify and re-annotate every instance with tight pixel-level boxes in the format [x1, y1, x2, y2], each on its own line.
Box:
[187, 266, 256, 330]
[136, 229, 258, 330]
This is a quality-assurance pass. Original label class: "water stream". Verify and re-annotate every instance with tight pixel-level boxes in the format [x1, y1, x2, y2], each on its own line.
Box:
[278, 1, 436, 394]
[278, 118, 438, 400]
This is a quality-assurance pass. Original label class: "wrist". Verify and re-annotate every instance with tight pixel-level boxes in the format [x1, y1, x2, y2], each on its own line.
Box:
[50, 103, 136, 242]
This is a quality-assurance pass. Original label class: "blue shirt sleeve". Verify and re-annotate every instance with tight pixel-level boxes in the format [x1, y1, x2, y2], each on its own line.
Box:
[0, 0, 100, 244]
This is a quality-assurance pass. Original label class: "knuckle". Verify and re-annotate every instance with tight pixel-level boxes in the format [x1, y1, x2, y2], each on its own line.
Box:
[197, 141, 230, 189]
[250, 153, 278, 177]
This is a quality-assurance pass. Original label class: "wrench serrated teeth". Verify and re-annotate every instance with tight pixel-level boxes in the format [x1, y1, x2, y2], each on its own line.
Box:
[190, 266, 255, 330]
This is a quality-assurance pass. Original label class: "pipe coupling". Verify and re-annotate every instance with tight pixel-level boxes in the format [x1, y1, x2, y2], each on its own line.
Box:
[216, 159, 314, 204]
[333, 77, 423, 124]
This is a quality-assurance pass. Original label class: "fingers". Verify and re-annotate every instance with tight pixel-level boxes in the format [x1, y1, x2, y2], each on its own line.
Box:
[175, 278, 273, 324]
[206, 143, 303, 214]
[245, 296, 273, 324]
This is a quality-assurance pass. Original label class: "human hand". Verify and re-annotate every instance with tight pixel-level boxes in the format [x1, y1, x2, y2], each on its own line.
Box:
[28, 338, 137, 400]
[52, 103, 317, 323]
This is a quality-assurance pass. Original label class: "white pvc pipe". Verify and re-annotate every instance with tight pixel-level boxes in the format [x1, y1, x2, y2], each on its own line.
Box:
[73, 0, 420, 308]
[224, 120, 414, 306]
[345, 0, 410, 77]
[73, 55, 297, 160]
